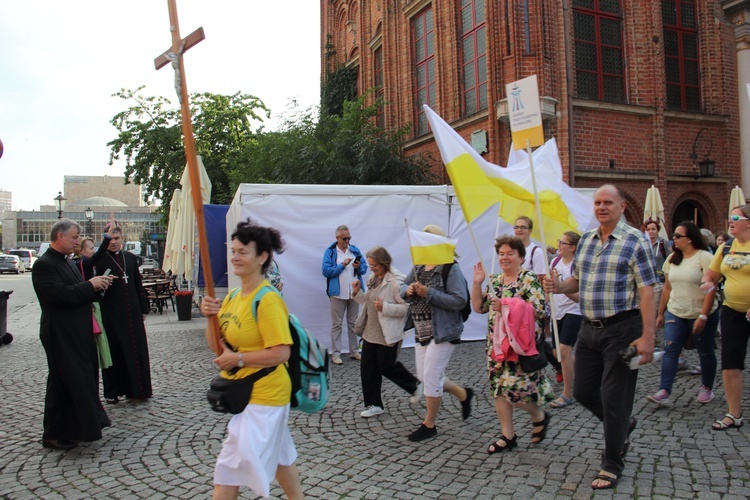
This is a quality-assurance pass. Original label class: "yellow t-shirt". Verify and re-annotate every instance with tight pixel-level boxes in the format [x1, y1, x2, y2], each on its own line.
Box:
[710, 240, 750, 313]
[218, 282, 292, 406]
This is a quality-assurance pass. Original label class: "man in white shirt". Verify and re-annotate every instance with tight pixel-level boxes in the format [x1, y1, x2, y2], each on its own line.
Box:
[322, 225, 368, 364]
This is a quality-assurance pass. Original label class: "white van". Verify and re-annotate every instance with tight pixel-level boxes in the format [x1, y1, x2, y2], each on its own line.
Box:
[9, 248, 37, 270]
[38, 243, 50, 257]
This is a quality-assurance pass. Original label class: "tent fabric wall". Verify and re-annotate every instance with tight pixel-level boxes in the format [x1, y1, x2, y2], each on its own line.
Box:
[197, 204, 229, 288]
[226, 184, 596, 353]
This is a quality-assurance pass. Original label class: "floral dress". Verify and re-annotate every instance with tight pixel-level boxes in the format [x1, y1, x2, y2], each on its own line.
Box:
[481, 269, 554, 404]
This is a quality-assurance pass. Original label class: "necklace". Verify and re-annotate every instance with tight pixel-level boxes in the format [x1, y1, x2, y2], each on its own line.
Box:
[108, 252, 129, 283]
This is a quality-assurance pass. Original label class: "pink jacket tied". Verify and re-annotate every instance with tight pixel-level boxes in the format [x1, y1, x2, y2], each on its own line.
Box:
[491, 297, 538, 363]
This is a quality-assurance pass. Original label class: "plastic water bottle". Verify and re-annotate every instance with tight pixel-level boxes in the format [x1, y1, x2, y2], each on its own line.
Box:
[627, 350, 664, 370]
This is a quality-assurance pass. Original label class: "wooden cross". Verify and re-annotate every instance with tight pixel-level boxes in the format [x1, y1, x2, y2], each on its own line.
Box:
[155, 0, 221, 354]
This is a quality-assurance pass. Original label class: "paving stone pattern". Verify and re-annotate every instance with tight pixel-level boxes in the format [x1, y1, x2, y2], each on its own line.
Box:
[2, 322, 750, 498]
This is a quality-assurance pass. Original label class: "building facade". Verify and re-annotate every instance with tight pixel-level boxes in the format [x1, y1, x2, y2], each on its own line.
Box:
[321, 0, 748, 231]
[2, 176, 164, 257]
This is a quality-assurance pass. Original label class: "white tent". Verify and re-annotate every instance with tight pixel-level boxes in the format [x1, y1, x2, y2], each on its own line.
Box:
[226, 183, 596, 353]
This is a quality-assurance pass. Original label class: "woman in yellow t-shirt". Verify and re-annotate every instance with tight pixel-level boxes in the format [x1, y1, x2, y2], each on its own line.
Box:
[648, 222, 718, 407]
[200, 220, 302, 500]
[701, 205, 750, 431]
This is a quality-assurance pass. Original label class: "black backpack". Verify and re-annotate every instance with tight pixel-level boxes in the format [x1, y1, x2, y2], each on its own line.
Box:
[441, 262, 471, 322]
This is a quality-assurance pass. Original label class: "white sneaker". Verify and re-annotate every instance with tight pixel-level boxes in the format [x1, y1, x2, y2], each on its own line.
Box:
[360, 405, 385, 418]
[410, 383, 423, 404]
[647, 389, 670, 406]
[331, 354, 343, 365]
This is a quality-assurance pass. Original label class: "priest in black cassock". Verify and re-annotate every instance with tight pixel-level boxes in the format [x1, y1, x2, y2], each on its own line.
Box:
[96, 226, 152, 403]
[32, 218, 114, 450]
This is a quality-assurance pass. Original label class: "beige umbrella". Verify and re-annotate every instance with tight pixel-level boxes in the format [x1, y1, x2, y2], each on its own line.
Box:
[162, 189, 182, 275]
[173, 156, 212, 282]
[644, 185, 669, 241]
[729, 185, 747, 216]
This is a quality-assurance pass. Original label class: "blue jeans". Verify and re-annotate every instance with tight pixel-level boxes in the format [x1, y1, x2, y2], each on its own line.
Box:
[660, 309, 718, 393]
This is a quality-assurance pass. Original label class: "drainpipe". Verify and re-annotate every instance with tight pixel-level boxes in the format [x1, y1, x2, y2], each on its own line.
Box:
[561, 0, 576, 186]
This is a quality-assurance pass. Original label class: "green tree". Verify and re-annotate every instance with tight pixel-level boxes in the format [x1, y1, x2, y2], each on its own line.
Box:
[230, 94, 435, 186]
[107, 86, 269, 206]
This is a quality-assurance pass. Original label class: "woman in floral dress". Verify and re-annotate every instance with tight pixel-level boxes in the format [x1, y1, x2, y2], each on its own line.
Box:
[471, 236, 554, 453]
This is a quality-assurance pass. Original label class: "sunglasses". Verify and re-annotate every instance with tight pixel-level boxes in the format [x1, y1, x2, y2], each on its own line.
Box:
[672, 233, 687, 239]
[513, 225, 529, 230]
[339, 236, 351, 241]
[729, 215, 749, 222]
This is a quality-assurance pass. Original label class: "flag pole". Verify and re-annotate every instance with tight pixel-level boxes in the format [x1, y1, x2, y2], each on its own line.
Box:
[489, 215, 502, 276]
[526, 139, 561, 362]
[404, 218, 419, 283]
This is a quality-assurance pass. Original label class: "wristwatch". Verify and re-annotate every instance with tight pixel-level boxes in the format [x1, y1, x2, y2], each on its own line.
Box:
[698, 314, 708, 321]
[237, 353, 244, 368]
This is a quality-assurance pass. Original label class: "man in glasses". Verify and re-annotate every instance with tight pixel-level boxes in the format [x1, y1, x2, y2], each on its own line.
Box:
[322, 225, 368, 364]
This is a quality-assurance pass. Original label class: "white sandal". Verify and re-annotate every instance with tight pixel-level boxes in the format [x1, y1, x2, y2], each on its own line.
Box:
[712, 412, 743, 431]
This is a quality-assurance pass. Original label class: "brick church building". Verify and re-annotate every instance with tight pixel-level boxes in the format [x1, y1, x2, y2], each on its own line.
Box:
[321, 0, 750, 231]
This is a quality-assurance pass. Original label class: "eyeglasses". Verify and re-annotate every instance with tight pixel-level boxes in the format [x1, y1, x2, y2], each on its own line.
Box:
[339, 236, 351, 241]
[513, 226, 529, 230]
[672, 233, 687, 239]
[557, 240, 574, 246]
[728, 215, 749, 222]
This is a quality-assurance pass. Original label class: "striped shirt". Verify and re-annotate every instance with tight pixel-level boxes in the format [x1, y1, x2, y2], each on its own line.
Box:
[573, 220, 658, 319]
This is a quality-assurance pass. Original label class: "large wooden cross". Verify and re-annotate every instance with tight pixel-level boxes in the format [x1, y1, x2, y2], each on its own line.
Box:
[156, 0, 221, 354]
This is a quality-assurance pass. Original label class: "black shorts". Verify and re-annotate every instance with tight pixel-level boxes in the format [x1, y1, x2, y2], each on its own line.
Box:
[720, 306, 750, 371]
[552, 313, 582, 348]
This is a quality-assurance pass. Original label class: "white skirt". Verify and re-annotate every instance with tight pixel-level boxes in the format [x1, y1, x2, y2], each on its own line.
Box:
[214, 403, 297, 497]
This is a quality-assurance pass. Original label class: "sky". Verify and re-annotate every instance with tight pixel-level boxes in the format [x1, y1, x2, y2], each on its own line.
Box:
[0, 1, 321, 211]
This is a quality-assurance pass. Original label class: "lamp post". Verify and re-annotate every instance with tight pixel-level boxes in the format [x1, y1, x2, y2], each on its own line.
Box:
[54, 191, 67, 219]
[84, 207, 94, 236]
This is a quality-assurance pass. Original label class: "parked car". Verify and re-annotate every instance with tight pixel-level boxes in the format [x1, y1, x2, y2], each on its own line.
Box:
[9, 249, 37, 270]
[0, 255, 26, 274]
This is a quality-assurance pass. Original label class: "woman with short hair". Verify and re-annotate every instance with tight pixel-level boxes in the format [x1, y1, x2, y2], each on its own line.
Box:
[472, 236, 554, 453]
[701, 205, 750, 430]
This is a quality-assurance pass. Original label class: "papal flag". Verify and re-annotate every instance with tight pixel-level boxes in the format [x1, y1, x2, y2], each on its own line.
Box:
[409, 229, 457, 265]
[424, 105, 596, 243]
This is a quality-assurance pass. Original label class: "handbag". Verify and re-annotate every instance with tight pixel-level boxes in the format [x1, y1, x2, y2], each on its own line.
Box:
[206, 366, 276, 414]
[518, 335, 548, 373]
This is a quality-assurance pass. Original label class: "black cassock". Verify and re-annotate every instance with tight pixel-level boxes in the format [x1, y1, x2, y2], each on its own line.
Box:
[96, 250, 152, 400]
[32, 248, 110, 442]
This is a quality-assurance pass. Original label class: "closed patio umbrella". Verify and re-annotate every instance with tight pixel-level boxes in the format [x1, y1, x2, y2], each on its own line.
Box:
[644, 185, 668, 241]
[162, 188, 182, 275]
[729, 185, 746, 216]
[174, 156, 211, 284]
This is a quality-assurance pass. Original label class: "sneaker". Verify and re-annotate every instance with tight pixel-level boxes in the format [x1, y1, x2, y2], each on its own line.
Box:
[331, 354, 343, 365]
[410, 383, 423, 404]
[678, 357, 688, 370]
[690, 366, 702, 375]
[697, 386, 715, 404]
[360, 405, 385, 418]
[408, 423, 437, 442]
[350, 352, 361, 360]
[647, 389, 670, 406]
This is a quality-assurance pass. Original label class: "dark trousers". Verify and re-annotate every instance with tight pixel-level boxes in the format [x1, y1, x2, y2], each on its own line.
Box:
[574, 314, 641, 476]
[361, 339, 419, 408]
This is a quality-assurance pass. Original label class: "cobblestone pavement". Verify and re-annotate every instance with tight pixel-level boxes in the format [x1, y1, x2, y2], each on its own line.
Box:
[1, 276, 749, 498]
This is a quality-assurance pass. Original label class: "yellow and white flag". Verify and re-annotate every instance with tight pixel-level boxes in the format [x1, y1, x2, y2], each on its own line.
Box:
[424, 105, 596, 242]
[409, 229, 457, 265]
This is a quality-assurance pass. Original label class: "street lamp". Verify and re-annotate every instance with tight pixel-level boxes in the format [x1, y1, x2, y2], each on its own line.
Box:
[689, 128, 716, 177]
[54, 191, 67, 219]
[84, 207, 94, 235]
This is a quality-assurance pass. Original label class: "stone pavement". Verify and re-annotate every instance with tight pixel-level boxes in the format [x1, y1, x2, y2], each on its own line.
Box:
[1, 276, 750, 498]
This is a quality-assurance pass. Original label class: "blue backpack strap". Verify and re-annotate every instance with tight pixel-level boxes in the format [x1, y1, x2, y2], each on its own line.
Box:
[251, 285, 279, 322]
